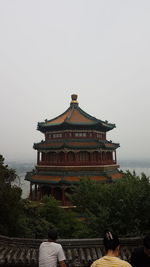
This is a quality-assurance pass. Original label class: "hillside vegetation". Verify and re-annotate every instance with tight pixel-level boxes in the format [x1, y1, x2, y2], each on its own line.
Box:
[0, 154, 150, 238]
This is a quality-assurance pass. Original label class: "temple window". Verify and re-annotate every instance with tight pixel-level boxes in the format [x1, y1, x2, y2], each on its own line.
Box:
[75, 132, 86, 137]
[53, 133, 62, 138]
[97, 133, 102, 139]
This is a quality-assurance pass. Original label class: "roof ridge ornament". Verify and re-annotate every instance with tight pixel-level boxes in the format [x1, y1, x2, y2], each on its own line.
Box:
[70, 94, 78, 106]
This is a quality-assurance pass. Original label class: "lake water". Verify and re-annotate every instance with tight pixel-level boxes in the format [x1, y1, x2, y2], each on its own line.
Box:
[18, 167, 150, 199]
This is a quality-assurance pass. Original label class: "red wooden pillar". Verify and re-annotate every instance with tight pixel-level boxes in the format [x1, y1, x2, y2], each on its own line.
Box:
[105, 151, 108, 164]
[64, 152, 67, 163]
[89, 152, 92, 165]
[75, 153, 78, 164]
[37, 152, 39, 164]
[100, 151, 102, 165]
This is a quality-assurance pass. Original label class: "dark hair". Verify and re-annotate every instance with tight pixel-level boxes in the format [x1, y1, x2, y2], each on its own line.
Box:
[143, 234, 150, 249]
[48, 229, 58, 241]
[103, 230, 120, 251]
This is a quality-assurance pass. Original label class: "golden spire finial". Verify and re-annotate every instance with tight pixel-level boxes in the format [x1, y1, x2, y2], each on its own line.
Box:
[70, 94, 78, 105]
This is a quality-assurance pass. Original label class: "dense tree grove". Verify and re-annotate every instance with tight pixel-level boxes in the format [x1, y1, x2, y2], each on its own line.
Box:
[71, 171, 150, 237]
[0, 155, 23, 236]
[0, 154, 150, 238]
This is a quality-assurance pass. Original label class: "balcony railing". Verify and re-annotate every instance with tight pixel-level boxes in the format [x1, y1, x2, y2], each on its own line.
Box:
[0, 235, 142, 267]
[37, 160, 117, 166]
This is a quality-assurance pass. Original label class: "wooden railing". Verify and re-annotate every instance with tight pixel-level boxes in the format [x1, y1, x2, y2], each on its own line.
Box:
[37, 160, 117, 166]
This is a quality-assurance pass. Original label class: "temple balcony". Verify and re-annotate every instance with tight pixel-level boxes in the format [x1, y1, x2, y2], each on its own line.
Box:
[37, 160, 117, 166]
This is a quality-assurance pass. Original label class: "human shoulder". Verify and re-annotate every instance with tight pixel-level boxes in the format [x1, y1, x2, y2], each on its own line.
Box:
[114, 256, 132, 267]
[121, 259, 132, 267]
[90, 258, 101, 267]
[91, 256, 131, 267]
[39, 241, 48, 247]
[113, 257, 132, 267]
[51, 242, 62, 249]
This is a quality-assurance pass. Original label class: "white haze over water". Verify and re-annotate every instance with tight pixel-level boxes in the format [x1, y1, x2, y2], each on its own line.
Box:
[0, 0, 150, 162]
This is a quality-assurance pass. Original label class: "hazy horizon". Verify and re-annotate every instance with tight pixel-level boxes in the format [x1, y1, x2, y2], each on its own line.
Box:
[0, 1, 150, 162]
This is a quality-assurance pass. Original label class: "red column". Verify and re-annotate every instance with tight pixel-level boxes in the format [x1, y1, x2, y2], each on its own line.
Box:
[75, 153, 78, 165]
[89, 153, 92, 165]
[64, 152, 67, 163]
[100, 151, 102, 165]
[105, 152, 108, 164]
[37, 152, 39, 164]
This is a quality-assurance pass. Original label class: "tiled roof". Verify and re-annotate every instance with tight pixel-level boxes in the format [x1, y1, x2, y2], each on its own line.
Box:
[34, 140, 112, 150]
[29, 174, 116, 184]
[67, 141, 98, 147]
[37, 95, 115, 132]
[47, 108, 94, 125]
[35, 142, 64, 148]
[67, 109, 94, 124]
[32, 175, 61, 183]
[0, 235, 142, 267]
[111, 173, 123, 179]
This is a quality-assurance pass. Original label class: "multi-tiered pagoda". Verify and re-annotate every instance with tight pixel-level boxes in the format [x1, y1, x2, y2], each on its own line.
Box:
[26, 94, 122, 205]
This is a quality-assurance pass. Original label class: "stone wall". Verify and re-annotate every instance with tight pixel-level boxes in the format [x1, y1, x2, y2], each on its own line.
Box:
[0, 235, 143, 267]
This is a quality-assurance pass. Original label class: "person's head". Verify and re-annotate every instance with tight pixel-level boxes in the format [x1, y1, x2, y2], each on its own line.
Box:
[143, 234, 150, 257]
[48, 229, 58, 241]
[103, 230, 120, 256]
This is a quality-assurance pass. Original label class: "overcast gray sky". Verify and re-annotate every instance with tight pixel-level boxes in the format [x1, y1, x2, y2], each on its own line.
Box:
[0, 0, 150, 162]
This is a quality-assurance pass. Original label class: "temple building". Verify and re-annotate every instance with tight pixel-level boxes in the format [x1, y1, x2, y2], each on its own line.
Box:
[26, 94, 122, 205]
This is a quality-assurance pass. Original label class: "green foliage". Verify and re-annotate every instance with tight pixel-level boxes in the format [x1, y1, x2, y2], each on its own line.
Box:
[15, 199, 53, 238]
[0, 154, 150, 239]
[37, 196, 90, 238]
[70, 171, 150, 237]
[16, 196, 88, 239]
[0, 155, 23, 236]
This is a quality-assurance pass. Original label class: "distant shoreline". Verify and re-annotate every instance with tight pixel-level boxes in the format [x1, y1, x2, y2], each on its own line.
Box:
[118, 159, 150, 168]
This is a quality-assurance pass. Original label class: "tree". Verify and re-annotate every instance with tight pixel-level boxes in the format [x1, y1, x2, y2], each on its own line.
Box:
[0, 155, 23, 236]
[37, 196, 90, 238]
[70, 172, 150, 237]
